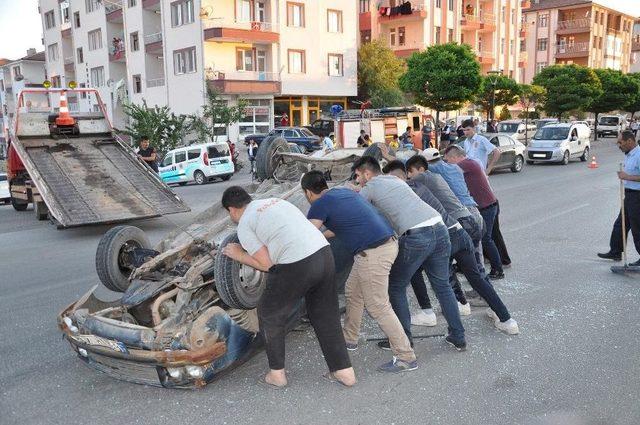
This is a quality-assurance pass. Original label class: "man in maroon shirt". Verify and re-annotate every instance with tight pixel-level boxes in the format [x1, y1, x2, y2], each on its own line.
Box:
[444, 145, 505, 280]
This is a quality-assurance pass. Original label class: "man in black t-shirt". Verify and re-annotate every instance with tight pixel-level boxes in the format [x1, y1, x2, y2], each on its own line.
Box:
[137, 139, 158, 172]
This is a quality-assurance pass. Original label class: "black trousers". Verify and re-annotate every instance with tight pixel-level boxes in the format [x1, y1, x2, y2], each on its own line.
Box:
[483, 200, 512, 265]
[609, 189, 640, 256]
[257, 246, 351, 372]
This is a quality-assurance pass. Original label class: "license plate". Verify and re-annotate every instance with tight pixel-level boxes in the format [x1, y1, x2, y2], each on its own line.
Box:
[533, 154, 546, 158]
[71, 334, 129, 353]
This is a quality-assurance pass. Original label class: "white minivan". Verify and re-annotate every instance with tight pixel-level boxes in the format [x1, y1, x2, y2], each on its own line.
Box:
[525, 123, 591, 165]
[159, 142, 234, 185]
[596, 115, 625, 138]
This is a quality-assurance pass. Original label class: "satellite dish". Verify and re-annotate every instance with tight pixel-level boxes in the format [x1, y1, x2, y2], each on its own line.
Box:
[106, 78, 114, 88]
[14, 74, 24, 82]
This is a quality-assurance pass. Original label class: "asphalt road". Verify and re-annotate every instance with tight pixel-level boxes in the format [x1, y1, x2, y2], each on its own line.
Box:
[1, 139, 639, 425]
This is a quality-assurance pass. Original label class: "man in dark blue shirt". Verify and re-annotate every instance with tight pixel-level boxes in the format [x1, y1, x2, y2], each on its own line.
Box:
[301, 171, 417, 373]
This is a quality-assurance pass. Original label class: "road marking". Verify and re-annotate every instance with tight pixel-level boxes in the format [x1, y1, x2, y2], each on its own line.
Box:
[506, 203, 591, 233]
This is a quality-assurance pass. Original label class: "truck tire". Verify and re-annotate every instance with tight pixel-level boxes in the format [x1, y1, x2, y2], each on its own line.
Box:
[96, 225, 151, 292]
[11, 196, 28, 211]
[255, 136, 290, 181]
[362, 143, 384, 161]
[214, 232, 267, 309]
[34, 201, 48, 220]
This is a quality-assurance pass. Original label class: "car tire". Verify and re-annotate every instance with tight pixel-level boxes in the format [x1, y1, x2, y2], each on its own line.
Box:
[10, 196, 28, 211]
[511, 155, 524, 173]
[214, 232, 267, 310]
[255, 136, 290, 181]
[35, 201, 48, 221]
[194, 170, 206, 185]
[526, 160, 534, 165]
[221, 174, 232, 181]
[96, 225, 151, 292]
[580, 147, 589, 162]
[561, 150, 570, 165]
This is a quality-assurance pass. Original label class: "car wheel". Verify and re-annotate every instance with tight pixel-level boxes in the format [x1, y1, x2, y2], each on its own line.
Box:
[194, 170, 206, 185]
[526, 160, 534, 165]
[34, 201, 48, 221]
[580, 147, 589, 162]
[561, 150, 570, 165]
[255, 136, 291, 181]
[298, 145, 308, 154]
[511, 155, 524, 173]
[214, 232, 267, 309]
[10, 196, 28, 211]
[221, 174, 232, 181]
[95, 225, 151, 292]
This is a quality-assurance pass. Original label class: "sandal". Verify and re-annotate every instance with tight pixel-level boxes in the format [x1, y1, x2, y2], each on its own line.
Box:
[322, 372, 352, 388]
[258, 377, 287, 390]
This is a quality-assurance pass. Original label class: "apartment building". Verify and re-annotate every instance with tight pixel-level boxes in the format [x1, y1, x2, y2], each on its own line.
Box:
[0, 50, 47, 154]
[631, 19, 640, 74]
[521, 0, 637, 83]
[359, 0, 525, 81]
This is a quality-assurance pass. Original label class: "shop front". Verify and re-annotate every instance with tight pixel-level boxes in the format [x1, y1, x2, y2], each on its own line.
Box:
[274, 96, 347, 127]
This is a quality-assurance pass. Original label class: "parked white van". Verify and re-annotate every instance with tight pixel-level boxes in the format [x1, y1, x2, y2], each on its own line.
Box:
[525, 123, 591, 165]
[159, 142, 234, 186]
[596, 115, 625, 138]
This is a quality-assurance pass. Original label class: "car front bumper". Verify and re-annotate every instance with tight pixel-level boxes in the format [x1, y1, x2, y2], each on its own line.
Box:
[526, 147, 564, 162]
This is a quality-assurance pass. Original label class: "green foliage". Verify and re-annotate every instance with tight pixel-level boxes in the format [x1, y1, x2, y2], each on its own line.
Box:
[532, 64, 602, 118]
[121, 100, 192, 156]
[519, 110, 540, 120]
[369, 87, 407, 108]
[475, 75, 521, 119]
[569, 109, 587, 120]
[587, 69, 639, 116]
[623, 73, 640, 115]
[190, 89, 248, 143]
[518, 84, 546, 112]
[498, 105, 512, 120]
[400, 43, 481, 113]
[358, 40, 406, 101]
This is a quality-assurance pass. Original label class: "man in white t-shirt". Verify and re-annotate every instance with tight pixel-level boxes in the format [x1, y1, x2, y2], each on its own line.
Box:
[461, 118, 501, 174]
[221, 186, 355, 388]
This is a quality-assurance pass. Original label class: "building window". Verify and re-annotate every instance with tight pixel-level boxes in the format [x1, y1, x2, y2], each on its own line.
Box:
[88, 29, 103, 51]
[537, 38, 548, 51]
[90, 66, 105, 87]
[239, 99, 271, 136]
[51, 76, 61, 88]
[359, 0, 370, 13]
[288, 49, 305, 73]
[236, 48, 254, 71]
[520, 39, 526, 51]
[76, 47, 83, 63]
[73, 11, 80, 28]
[398, 26, 405, 46]
[13, 66, 21, 78]
[511, 9, 516, 25]
[538, 14, 548, 28]
[328, 54, 343, 76]
[448, 28, 454, 42]
[435, 27, 441, 44]
[327, 10, 343, 33]
[448, 0, 454, 11]
[85, 0, 101, 13]
[435, 0, 441, 8]
[61, 4, 70, 23]
[510, 40, 514, 52]
[171, 0, 195, 27]
[133, 75, 142, 93]
[48, 43, 59, 62]
[361, 29, 371, 44]
[501, 38, 505, 54]
[501, 6, 506, 23]
[44, 10, 56, 29]
[128, 0, 137, 6]
[287, 3, 305, 27]
[535, 62, 547, 74]
[390, 28, 396, 46]
[131, 32, 139, 51]
[173, 47, 197, 75]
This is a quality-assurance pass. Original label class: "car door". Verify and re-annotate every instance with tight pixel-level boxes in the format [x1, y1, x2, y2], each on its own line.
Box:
[158, 152, 178, 183]
[497, 135, 516, 167]
[568, 127, 580, 156]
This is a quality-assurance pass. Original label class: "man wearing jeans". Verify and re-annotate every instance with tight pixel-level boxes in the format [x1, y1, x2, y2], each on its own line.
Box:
[221, 186, 356, 388]
[352, 156, 467, 352]
[301, 171, 417, 373]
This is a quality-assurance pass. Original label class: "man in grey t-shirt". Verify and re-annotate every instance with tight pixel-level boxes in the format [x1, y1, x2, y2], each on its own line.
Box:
[353, 157, 466, 351]
[221, 186, 355, 388]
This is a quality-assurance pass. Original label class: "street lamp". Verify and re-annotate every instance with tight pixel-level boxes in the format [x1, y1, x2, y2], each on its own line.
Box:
[487, 69, 502, 122]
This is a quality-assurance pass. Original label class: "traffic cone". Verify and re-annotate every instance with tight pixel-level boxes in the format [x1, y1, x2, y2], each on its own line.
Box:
[55, 90, 75, 126]
[588, 156, 598, 169]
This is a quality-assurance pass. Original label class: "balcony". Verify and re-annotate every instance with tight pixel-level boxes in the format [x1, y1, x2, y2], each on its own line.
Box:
[555, 42, 589, 58]
[105, 0, 123, 23]
[557, 18, 590, 35]
[109, 49, 126, 62]
[521, 0, 531, 9]
[64, 56, 74, 72]
[518, 51, 527, 67]
[359, 12, 371, 31]
[461, 15, 482, 30]
[632, 41, 640, 52]
[147, 77, 165, 88]
[61, 21, 71, 38]
[479, 14, 496, 32]
[142, 0, 160, 11]
[144, 32, 163, 54]
[475, 49, 495, 64]
[378, 1, 427, 24]
[205, 70, 281, 95]
[203, 19, 279, 44]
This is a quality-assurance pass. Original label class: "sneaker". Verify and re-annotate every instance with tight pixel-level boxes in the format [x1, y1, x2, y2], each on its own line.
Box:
[495, 318, 520, 335]
[597, 251, 622, 261]
[411, 309, 437, 326]
[486, 308, 499, 322]
[345, 342, 358, 351]
[488, 270, 505, 280]
[458, 301, 471, 316]
[630, 259, 640, 267]
[377, 356, 418, 373]
[502, 262, 512, 269]
[445, 335, 467, 351]
[377, 339, 414, 351]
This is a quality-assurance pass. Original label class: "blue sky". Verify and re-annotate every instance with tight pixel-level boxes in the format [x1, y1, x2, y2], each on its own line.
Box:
[0, 0, 637, 60]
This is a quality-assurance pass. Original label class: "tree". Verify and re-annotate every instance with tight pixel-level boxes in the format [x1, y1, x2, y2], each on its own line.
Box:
[369, 87, 408, 108]
[586, 69, 640, 136]
[498, 105, 512, 120]
[357, 40, 406, 102]
[190, 89, 248, 144]
[532, 64, 602, 119]
[624, 73, 640, 117]
[121, 100, 192, 156]
[475, 75, 521, 120]
[518, 84, 546, 144]
[400, 43, 481, 137]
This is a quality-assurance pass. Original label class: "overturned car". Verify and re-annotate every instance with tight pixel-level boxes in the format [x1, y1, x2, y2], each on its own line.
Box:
[57, 137, 416, 388]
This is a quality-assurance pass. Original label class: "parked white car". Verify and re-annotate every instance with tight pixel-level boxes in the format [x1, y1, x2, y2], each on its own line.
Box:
[597, 115, 625, 138]
[0, 173, 9, 204]
[159, 142, 234, 186]
[496, 120, 537, 145]
[525, 123, 591, 165]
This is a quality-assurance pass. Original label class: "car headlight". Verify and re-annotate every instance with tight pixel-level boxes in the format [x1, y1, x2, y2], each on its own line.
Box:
[186, 366, 204, 378]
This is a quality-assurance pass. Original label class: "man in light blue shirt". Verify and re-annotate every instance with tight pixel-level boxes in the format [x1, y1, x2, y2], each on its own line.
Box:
[322, 133, 335, 151]
[460, 119, 501, 174]
[419, 148, 477, 208]
[598, 131, 640, 265]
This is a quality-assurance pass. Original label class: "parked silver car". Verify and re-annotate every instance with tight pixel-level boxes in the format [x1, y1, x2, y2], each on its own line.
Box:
[525, 123, 591, 165]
